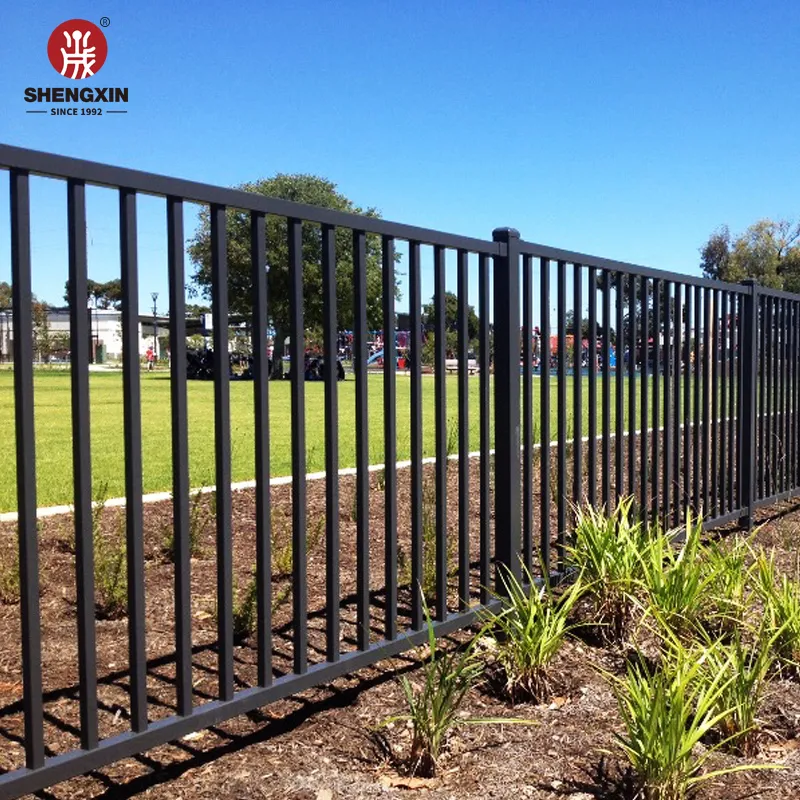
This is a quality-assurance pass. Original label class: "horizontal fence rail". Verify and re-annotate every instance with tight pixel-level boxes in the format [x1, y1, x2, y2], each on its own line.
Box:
[0, 144, 799, 798]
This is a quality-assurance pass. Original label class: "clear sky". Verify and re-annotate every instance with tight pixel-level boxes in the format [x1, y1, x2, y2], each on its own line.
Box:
[0, 0, 798, 319]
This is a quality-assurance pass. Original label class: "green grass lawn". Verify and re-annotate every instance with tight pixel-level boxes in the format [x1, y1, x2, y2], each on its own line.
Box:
[0, 368, 673, 511]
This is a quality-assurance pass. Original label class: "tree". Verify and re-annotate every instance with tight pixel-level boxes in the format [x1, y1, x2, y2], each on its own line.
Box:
[188, 174, 400, 377]
[421, 291, 480, 342]
[32, 300, 54, 363]
[700, 219, 800, 291]
[63, 277, 123, 309]
[564, 310, 590, 339]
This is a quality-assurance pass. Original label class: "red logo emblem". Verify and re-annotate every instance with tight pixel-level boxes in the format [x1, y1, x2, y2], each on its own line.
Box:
[47, 20, 108, 80]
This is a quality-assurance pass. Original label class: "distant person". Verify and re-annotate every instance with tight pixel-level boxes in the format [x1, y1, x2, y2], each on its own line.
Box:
[146, 347, 155, 371]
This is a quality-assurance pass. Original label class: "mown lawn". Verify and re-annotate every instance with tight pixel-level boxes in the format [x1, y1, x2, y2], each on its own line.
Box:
[0, 368, 655, 511]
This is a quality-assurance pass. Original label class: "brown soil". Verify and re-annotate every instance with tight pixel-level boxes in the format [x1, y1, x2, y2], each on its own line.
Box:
[1, 456, 800, 799]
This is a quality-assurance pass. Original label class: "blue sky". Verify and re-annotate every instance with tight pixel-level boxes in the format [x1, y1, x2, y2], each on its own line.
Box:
[0, 0, 798, 319]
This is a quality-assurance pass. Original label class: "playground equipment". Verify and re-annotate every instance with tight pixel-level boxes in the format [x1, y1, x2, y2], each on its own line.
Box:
[366, 349, 410, 369]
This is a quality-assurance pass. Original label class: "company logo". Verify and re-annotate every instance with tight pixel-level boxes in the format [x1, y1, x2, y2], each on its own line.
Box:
[47, 19, 108, 79]
[24, 17, 128, 116]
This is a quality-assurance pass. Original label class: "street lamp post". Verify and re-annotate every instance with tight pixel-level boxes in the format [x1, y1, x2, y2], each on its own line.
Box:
[151, 292, 159, 363]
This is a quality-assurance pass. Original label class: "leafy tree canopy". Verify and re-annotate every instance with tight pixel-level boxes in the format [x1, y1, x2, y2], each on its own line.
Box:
[700, 219, 800, 291]
[421, 291, 480, 341]
[63, 278, 123, 309]
[188, 174, 400, 341]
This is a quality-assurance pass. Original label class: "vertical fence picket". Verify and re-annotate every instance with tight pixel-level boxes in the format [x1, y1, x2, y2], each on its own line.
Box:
[168, 196, 193, 710]
[640, 278, 649, 518]
[10, 168, 45, 770]
[251, 212, 273, 682]
[703, 287, 712, 516]
[767, 299, 774, 498]
[719, 291, 728, 517]
[573, 263, 583, 515]
[409, 242, 424, 629]
[627, 275, 637, 502]
[210, 204, 234, 695]
[540, 258, 552, 571]
[353, 229, 370, 647]
[662, 281, 672, 527]
[602, 270, 611, 510]
[67, 178, 99, 748]
[522, 254, 533, 571]
[781, 299, 788, 495]
[557, 261, 567, 564]
[383, 236, 398, 634]
[120, 188, 148, 728]
[478, 253, 491, 604]
[588, 267, 597, 507]
[321, 223, 339, 661]
[492, 229, 521, 588]
[693, 286, 702, 512]
[672, 284, 682, 525]
[615, 272, 624, 501]
[652, 279, 660, 523]
[683, 284, 692, 517]
[288, 218, 307, 674]
[741, 281, 759, 526]
[433, 244, 448, 618]
[456, 249, 469, 607]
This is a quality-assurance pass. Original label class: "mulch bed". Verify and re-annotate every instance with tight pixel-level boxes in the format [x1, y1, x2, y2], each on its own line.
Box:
[1, 456, 800, 799]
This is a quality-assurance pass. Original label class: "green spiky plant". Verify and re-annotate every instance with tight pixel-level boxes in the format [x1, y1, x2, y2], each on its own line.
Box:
[481, 565, 584, 702]
[606, 635, 780, 800]
[694, 624, 778, 756]
[398, 477, 456, 607]
[272, 511, 325, 577]
[378, 604, 533, 776]
[231, 571, 293, 642]
[93, 517, 127, 620]
[0, 542, 20, 605]
[161, 489, 209, 562]
[699, 535, 754, 635]
[567, 497, 648, 641]
[639, 512, 712, 638]
[753, 548, 800, 672]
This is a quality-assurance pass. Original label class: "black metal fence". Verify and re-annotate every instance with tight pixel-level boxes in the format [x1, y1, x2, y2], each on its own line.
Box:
[0, 144, 798, 798]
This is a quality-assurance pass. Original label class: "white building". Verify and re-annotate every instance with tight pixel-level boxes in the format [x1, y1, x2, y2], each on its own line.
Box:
[0, 307, 169, 363]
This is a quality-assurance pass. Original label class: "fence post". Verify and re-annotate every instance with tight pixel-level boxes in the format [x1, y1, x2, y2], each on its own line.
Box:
[740, 279, 759, 529]
[492, 227, 521, 590]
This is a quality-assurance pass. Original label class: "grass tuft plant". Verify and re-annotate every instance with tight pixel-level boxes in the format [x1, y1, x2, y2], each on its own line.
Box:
[699, 535, 754, 634]
[639, 512, 711, 637]
[0, 541, 20, 605]
[607, 638, 778, 800]
[232, 569, 259, 642]
[378, 610, 481, 776]
[481, 565, 583, 702]
[398, 477, 456, 607]
[231, 570, 294, 642]
[94, 518, 128, 620]
[695, 625, 777, 756]
[272, 511, 325, 577]
[378, 606, 532, 777]
[161, 489, 209, 562]
[753, 548, 800, 672]
[568, 497, 647, 641]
